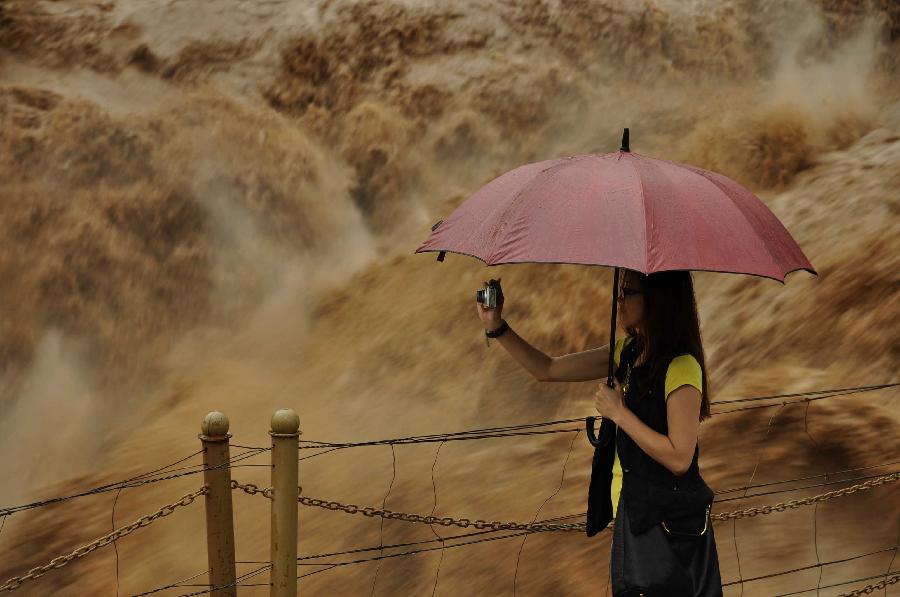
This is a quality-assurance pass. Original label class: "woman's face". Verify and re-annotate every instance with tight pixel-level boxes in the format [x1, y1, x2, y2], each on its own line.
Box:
[616, 272, 645, 332]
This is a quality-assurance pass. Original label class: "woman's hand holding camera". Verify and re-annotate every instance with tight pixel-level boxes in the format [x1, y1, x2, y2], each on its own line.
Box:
[475, 278, 504, 332]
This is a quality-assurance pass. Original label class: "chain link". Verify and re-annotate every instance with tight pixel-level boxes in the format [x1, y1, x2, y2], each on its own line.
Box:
[229, 480, 273, 499]
[837, 571, 900, 596]
[232, 472, 898, 534]
[0, 487, 207, 592]
[231, 480, 584, 532]
[296, 495, 587, 532]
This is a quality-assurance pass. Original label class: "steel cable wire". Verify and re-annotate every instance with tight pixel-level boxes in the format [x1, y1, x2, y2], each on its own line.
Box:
[714, 459, 900, 495]
[297, 529, 546, 580]
[0, 447, 267, 517]
[171, 564, 271, 597]
[130, 568, 210, 596]
[296, 383, 897, 452]
[778, 570, 900, 596]
[720, 546, 899, 587]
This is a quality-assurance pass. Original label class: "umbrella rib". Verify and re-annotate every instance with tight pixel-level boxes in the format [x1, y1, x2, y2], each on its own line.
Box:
[632, 156, 651, 272]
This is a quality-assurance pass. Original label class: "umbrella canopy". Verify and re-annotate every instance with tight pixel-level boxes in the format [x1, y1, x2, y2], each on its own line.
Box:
[415, 129, 816, 447]
[416, 138, 815, 282]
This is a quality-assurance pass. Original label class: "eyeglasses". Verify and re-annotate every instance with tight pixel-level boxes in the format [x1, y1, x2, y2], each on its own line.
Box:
[618, 286, 644, 299]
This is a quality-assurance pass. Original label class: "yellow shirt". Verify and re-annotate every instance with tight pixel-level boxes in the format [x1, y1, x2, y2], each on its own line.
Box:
[610, 336, 703, 518]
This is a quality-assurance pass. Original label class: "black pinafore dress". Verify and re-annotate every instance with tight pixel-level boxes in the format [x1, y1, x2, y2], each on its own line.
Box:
[592, 339, 723, 597]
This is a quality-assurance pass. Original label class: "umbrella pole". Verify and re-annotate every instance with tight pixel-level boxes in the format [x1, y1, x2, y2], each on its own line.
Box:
[586, 267, 619, 447]
[606, 267, 620, 386]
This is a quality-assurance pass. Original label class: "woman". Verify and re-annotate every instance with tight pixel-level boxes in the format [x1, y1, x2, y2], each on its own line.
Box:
[475, 270, 722, 596]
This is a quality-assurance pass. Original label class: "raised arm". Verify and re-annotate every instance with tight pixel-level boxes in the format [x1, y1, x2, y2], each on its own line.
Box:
[543, 343, 611, 382]
[475, 278, 611, 382]
[488, 325, 554, 381]
[475, 278, 551, 380]
[487, 327, 611, 382]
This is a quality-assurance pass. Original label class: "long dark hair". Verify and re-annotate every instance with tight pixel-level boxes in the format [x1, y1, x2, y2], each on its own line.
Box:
[621, 269, 711, 421]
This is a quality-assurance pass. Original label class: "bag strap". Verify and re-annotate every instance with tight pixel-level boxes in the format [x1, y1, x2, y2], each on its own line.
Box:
[616, 335, 641, 382]
[661, 505, 711, 537]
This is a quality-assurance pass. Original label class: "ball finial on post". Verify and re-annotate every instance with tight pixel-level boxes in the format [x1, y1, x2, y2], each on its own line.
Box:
[270, 408, 300, 436]
[201, 411, 231, 439]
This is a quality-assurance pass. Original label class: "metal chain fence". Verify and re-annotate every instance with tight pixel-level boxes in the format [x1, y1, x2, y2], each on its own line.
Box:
[231, 471, 899, 532]
[0, 487, 207, 592]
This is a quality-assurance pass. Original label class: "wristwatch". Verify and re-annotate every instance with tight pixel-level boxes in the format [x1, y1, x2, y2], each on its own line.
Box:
[485, 319, 509, 338]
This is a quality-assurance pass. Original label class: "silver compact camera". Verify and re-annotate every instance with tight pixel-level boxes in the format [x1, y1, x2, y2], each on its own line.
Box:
[476, 283, 500, 308]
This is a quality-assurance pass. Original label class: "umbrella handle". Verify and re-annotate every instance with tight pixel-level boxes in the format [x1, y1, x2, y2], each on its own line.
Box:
[586, 415, 615, 448]
[587, 266, 621, 448]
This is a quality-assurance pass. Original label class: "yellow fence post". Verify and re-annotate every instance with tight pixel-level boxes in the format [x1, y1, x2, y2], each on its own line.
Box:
[200, 411, 237, 597]
[270, 408, 300, 597]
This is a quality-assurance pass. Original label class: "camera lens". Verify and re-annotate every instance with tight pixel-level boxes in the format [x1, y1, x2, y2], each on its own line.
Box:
[476, 289, 485, 303]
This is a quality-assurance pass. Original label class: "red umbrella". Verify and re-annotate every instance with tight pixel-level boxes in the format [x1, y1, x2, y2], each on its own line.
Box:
[415, 129, 816, 446]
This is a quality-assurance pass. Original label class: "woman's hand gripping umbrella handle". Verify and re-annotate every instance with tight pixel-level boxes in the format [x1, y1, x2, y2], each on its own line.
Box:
[586, 374, 617, 447]
[587, 267, 621, 448]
